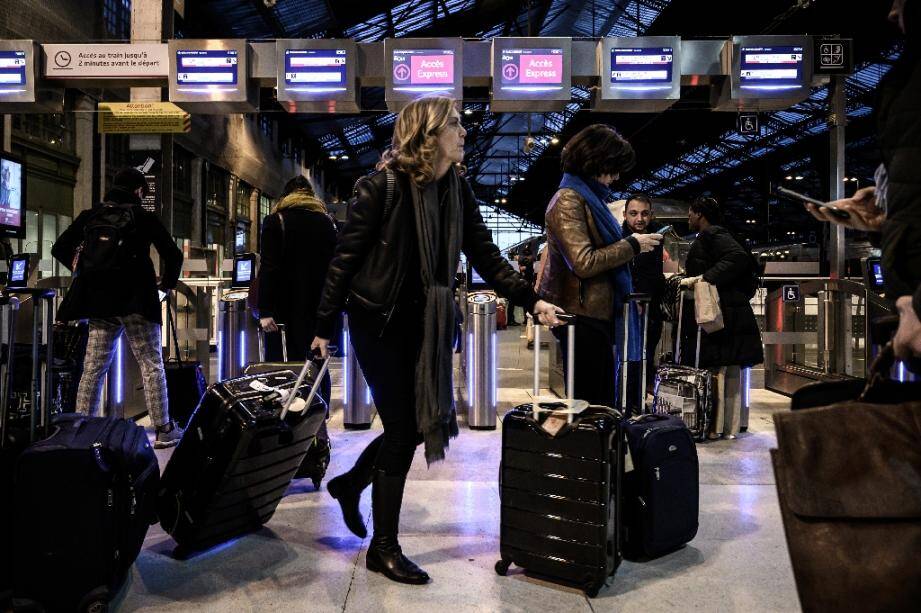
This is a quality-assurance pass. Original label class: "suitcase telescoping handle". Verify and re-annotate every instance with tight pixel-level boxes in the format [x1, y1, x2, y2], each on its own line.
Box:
[621, 293, 651, 413]
[531, 313, 576, 420]
[257, 324, 287, 363]
[675, 287, 702, 368]
[280, 350, 330, 421]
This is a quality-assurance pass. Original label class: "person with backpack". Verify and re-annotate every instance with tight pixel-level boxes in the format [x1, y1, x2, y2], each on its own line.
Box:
[679, 196, 763, 439]
[52, 168, 185, 448]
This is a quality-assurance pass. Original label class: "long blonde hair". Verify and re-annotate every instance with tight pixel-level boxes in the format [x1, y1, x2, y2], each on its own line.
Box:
[377, 96, 458, 187]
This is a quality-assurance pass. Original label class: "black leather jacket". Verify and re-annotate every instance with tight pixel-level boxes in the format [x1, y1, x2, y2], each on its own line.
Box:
[314, 168, 538, 338]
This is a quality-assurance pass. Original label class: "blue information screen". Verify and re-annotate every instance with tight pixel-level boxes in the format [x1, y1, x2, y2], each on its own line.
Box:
[176, 49, 238, 86]
[0, 50, 27, 90]
[10, 257, 26, 283]
[284, 48, 347, 92]
[739, 46, 803, 91]
[610, 47, 673, 89]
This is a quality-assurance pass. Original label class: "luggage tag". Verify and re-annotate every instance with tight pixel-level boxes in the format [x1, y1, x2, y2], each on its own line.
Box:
[248, 380, 307, 413]
[531, 398, 589, 437]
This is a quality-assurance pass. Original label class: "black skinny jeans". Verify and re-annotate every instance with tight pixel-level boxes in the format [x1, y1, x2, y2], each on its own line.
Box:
[553, 314, 621, 408]
[347, 301, 424, 476]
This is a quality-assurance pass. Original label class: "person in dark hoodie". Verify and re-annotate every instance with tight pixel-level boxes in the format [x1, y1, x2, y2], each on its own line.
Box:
[52, 168, 184, 448]
[622, 194, 666, 413]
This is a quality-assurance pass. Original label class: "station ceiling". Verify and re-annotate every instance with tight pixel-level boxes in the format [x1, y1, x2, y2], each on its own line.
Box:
[183, 0, 902, 244]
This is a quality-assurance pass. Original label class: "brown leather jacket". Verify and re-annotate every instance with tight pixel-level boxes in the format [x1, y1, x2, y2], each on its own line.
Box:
[537, 188, 639, 321]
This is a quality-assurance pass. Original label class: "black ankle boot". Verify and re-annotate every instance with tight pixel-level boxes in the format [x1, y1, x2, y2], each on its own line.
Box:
[327, 435, 384, 538]
[365, 470, 429, 585]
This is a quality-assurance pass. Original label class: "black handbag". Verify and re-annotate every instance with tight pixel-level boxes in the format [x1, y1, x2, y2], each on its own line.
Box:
[163, 299, 207, 428]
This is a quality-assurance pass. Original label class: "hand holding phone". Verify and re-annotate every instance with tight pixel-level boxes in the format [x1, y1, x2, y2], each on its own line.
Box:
[655, 225, 673, 235]
[776, 186, 851, 220]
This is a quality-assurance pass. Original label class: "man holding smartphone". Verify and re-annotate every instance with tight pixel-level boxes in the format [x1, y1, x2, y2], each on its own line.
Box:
[622, 194, 666, 411]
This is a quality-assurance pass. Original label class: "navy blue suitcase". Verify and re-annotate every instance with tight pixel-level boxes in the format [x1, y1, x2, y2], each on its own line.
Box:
[12, 415, 160, 612]
[621, 413, 699, 559]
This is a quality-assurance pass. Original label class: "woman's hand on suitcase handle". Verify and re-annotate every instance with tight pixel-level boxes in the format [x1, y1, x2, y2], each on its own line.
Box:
[311, 336, 331, 360]
[534, 300, 565, 327]
[894, 296, 921, 361]
[260, 317, 279, 333]
[679, 275, 702, 288]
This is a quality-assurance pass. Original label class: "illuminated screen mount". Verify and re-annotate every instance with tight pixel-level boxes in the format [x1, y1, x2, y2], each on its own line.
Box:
[0, 50, 27, 90]
[175, 49, 238, 90]
[739, 45, 804, 91]
[391, 49, 455, 93]
[284, 48, 347, 92]
[610, 47, 673, 90]
[499, 48, 564, 92]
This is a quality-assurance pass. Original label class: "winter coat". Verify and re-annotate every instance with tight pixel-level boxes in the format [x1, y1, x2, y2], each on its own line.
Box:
[256, 193, 338, 359]
[52, 187, 183, 324]
[622, 219, 666, 317]
[681, 225, 763, 369]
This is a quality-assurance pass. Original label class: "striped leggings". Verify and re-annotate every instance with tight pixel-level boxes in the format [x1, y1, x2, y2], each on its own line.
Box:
[75, 314, 170, 427]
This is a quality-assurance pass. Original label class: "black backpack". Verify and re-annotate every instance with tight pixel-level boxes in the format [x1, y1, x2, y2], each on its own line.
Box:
[78, 203, 137, 273]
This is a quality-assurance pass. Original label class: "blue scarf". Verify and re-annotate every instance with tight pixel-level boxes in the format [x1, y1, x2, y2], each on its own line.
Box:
[558, 173, 642, 361]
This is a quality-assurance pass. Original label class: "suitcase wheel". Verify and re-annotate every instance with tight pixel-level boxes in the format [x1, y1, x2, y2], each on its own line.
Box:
[584, 580, 605, 598]
[311, 478, 322, 491]
[494, 559, 511, 576]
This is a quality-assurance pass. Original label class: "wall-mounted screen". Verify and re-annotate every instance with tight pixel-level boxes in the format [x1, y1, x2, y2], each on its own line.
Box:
[498, 48, 564, 92]
[610, 47, 673, 89]
[391, 49, 455, 93]
[232, 253, 255, 289]
[0, 50, 27, 89]
[175, 49, 238, 88]
[739, 45, 804, 91]
[7, 254, 30, 287]
[0, 154, 25, 238]
[284, 48, 347, 92]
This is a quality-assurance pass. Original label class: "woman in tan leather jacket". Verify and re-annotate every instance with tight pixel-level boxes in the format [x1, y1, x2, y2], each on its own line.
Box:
[538, 124, 661, 406]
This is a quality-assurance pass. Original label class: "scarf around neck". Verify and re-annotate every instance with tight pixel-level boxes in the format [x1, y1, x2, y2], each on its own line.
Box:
[558, 173, 642, 361]
[411, 169, 463, 464]
[274, 190, 327, 214]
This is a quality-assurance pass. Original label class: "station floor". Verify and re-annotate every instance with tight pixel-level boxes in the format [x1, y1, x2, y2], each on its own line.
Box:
[120, 326, 799, 612]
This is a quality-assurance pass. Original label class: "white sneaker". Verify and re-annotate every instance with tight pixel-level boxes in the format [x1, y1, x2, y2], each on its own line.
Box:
[154, 421, 184, 449]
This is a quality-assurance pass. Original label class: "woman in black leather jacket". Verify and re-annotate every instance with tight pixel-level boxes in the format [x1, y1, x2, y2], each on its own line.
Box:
[310, 96, 563, 585]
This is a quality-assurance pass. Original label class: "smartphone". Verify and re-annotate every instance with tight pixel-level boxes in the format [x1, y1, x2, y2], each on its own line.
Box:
[776, 186, 851, 220]
[158, 290, 168, 302]
[655, 225, 672, 236]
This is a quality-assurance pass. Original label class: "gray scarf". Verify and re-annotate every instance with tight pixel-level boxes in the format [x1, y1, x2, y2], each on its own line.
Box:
[411, 169, 463, 464]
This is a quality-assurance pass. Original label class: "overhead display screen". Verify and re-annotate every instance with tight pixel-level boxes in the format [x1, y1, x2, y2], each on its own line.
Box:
[0, 155, 24, 238]
[391, 49, 455, 93]
[0, 50, 27, 89]
[739, 45, 804, 91]
[610, 47, 673, 89]
[498, 48, 564, 92]
[284, 48, 347, 92]
[175, 49, 238, 88]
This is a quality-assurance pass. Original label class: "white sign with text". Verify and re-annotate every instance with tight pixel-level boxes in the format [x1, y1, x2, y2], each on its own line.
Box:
[43, 43, 168, 78]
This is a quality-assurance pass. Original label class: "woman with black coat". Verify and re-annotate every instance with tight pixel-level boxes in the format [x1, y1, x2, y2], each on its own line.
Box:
[679, 197, 763, 439]
[310, 96, 563, 585]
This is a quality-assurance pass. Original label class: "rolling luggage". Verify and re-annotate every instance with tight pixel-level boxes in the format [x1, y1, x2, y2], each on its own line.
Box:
[157, 355, 330, 556]
[12, 415, 159, 613]
[163, 299, 207, 428]
[243, 324, 331, 490]
[620, 293, 700, 559]
[496, 312, 624, 598]
[652, 289, 715, 440]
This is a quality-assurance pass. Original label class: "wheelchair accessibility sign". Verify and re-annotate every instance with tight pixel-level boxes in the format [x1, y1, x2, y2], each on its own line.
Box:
[782, 285, 801, 303]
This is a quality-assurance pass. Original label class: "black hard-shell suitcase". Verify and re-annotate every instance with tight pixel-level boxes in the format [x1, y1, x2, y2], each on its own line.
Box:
[12, 414, 160, 612]
[157, 363, 328, 556]
[621, 413, 699, 559]
[496, 403, 623, 597]
[245, 325, 331, 489]
[496, 314, 624, 597]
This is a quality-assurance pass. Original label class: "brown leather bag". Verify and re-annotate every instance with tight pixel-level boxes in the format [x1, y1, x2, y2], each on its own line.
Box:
[771, 346, 921, 612]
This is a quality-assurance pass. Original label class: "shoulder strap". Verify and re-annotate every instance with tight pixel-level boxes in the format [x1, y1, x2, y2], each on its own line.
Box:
[383, 168, 396, 219]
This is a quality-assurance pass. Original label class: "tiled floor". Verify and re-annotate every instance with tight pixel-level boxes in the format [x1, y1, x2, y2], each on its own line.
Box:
[117, 327, 799, 612]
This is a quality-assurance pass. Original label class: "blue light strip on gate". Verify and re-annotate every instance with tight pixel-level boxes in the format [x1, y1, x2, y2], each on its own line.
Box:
[239, 330, 246, 370]
[343, 326, 349, 408]
[115, 335, 124, 404]
[897, 362, 906, 383]
[467, 333, 473, 402]
[491, 331, 497, 410]
[742, 367, 751, 408]
[217, 330, 223, 381]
